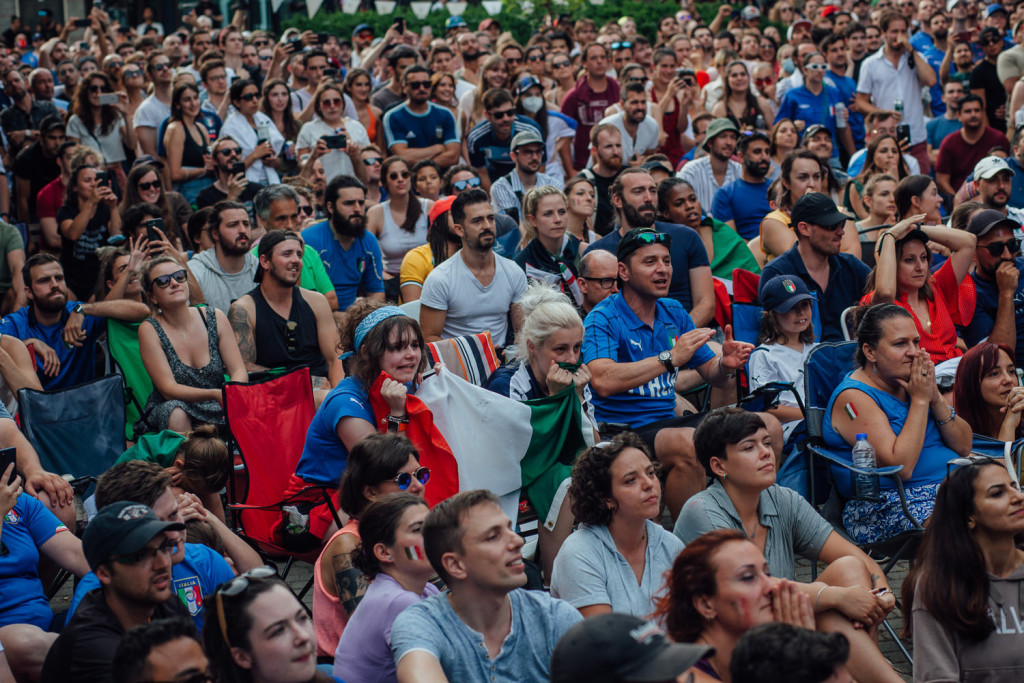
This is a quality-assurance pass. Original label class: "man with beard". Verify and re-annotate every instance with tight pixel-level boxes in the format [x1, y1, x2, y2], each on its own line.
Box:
[420, 188, 526, 346]
[40, 502, 188, 683]
[712, 132, 773, 241]
[454, 31, 483, 89]
[0, 253, 148, 390]
[960, 210, 1024, 361]
[13, 114, 62, 226]
[936, 94, 1010, 195]
[490, 129, 563, 222]
[759, 193, 871, 341]
[677, 118, 742, 211]
[823, 34, 865, 148]
[586, 169, 713, 323]
[384, 65, 459, 169]
[0, 67, 58, 155]
[579, 123, 624, 234]
[972, 156, 1024, 223]
[187, 201, 258, 314]
[229, 231, 343, 399]
[467, 88, 543, 191]
[595, 83, 659, 167]
[301, 175, 384, 312]
[195, 137, 264, 212]
[970, 27, 1008, 133]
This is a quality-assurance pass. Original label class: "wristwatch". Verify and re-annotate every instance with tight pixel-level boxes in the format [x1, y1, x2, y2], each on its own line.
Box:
[658, 350, 675, 374]
[71, 302, 85, 315]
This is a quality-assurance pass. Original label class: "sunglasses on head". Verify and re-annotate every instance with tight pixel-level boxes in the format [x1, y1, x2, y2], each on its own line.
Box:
[946, 453, 1020, 483]
[138, 180, 161, 191]
[150, 269, 187, 289]
[453, 177, 481, 191]
[982, 238, 1021, 256]
[216, 567, 278, 648]
[393, 466, 431, 490]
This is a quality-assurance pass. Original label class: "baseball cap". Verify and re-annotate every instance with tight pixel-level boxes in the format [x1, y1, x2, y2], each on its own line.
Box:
[39, 114, 65, 135]
[947, 0, 967, 10]
[352, 23, 373, 37]
[82, 501, 185, 571]
[254, 230, 304, 282]
[742, 5, 762, 20]
[820, 4, 840, 17]
[790, 192, 853, 228]
[760, 275, 814, 313]
[986, 3, 1008, 16]
[429, 195, 456, 224]
[550, 614, 713, 683]
[511, 128, 544, 150]
[787, 19, 813, 41]
[617, 228, 671, 262]
[803, 124, 831, 141]
[974, 155, 1015, 180]
[514, 74, 541, 98]
[446, 16, 468, 30]
[132, 154, 166, 169]
[967, 208, 1020, 237]
[702, 117, 740, 151]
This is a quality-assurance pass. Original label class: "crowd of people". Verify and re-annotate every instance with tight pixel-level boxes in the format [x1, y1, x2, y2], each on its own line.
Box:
[1, 0, 1024, 681]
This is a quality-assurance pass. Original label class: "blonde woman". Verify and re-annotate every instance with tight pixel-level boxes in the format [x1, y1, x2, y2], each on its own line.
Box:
[513, 186, 583, 306]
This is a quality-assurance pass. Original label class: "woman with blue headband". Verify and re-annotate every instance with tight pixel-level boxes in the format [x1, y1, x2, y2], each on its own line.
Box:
[280, 299, 428, 549]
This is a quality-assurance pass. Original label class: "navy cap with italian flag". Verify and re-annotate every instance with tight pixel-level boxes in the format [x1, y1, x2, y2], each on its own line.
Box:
[760, 275, 814, 313]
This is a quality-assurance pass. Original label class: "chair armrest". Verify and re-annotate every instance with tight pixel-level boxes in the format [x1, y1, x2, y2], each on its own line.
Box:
[228, 484, 342, 528]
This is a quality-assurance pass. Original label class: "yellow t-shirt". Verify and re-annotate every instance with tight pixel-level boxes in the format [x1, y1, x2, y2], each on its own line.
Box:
[399, 243, 435, 290]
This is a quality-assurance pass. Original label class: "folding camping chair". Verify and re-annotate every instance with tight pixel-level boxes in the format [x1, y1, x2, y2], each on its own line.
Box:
[222, 367, 339, 601]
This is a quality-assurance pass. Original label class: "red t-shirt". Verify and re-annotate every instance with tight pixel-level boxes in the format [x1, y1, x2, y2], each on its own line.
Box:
[561, 75, 621, 170]
[935, 127, 1010, 193]
[35, 176, 65, 221]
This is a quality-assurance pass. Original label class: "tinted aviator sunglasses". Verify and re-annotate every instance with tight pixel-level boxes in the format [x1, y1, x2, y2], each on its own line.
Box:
[452, 177, 481, 191]
[394, 467, 431, 490]
[151, 269, 187, 289]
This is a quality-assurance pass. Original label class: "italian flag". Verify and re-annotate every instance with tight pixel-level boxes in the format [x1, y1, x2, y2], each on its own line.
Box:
[368, 367, 594, 525]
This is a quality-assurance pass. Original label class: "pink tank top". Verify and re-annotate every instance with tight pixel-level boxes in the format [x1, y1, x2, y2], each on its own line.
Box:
[313, 519, 360, 657]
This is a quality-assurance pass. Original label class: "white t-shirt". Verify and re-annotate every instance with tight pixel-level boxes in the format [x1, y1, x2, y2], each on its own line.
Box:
[132, 94, 171, 130]
[748, 341, 816, 439]
[593, 112, 660, 165]
[419, 250, 527, 345]
[295, 117, 370, 183]
[67, 113, 128, 163]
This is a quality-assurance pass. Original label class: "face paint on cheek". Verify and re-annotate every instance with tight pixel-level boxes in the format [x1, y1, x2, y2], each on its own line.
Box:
[404, 545, 426, 560]
[729, 597, 758, 628]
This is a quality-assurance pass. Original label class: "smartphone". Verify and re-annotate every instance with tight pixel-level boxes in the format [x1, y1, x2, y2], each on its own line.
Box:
[954, 31, 971, 42]
[0, 447, 17, 486]
[73, 18, 91, 27]
[323, 133, 347, 150]
[422, 25, 432, 39]
[256, 122, 271, 146]
[231, 161, 246, 177]
[286, 38, 303, 52]
[676, 68, 696, 86]
[323, 67, 340, 79]
[98, 92, 118, 106]
[395, 17, 405, 34]
[144, 217, 164, 243]
[95, 170, 110, 186]
[896, 123, 911, 146]
[317, 32, 330, 44]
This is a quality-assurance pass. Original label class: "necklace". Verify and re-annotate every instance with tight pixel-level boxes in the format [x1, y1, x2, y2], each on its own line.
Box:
[742, 518, 758, 541]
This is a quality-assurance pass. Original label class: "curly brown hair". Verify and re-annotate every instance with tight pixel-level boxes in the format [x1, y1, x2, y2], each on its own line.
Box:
[340, 299, 428, 389]
[569, 432, 657, 526]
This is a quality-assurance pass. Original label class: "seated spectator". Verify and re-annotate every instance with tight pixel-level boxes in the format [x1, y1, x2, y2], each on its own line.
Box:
[823, 304, 972, 544]
[596, 81, 659, 165]
[580, 123, 624, 234]
[204, 568, 335, 683]
[758, 150, 826, 264]
[228, 230, 343, 398]
[758, 193, 871, 342]
[162, 83, 213, 206]
[220, 78, 284, 186]
[195, 137, 264, 212]
[0, 216, 25, 316]
[712, 61, 774, 132]
[314, 434, 428, 658]
[40, 501, 188, 683]
[953, 342, 1024, 442]
[894, 174, 945, 227]
[491, 128, 562, 224]
[111, 617, 209, 683]
[66, 71, 135, 192]
[186, 200, 258, 314]
[399, 196, 459, 303]
[302, 175, 385, 311]
[862, 220, 975, 364]
[730, 623, 852, 683]
[296, 81, 370, 185]
[577, 250, 619, 317]
[551, 433, 683, 617]
[550, 613, 713, 683]
[854, 174, 898, 252]
[420, 188, 526, 347]
[711, 131, 773, 241]
[513, 187, 583, 303]
[657, 178, 761, 279]
[675, 409, 900, 682]
[844, 135, 909, 220]
[120, 163, 191, 251]
[333, 494, 439, 683]
[57, 164, 122, 299]
[136, 256, 248, 434]
[652, 529, 816, 682]
[390, 490, 582, 682]
[411, 159, 442, 202]
[677, 118, 742, 214]
[564, 176, 598, 245]
[383, 65, 460, 170]
[467, 88, 543, 190]
[935, 94, 1010, 197]
[0, 459, 87, 681]
[37, 142, 98, 254]
[1, 253, 149, 390]
[367, 157, 432, 300]
[902, 458, 1024, 681]
[514, 74, 576, 185]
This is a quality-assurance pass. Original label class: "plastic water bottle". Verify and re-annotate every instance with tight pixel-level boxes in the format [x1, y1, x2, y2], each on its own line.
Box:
[893, 99, 904, 117]
[835, 102, 847, 128]
[852, 433, 879, 501]
[755, 114, 766, 130]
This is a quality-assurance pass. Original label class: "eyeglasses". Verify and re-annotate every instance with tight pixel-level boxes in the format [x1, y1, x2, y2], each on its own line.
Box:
[363, 157, 382, 166]
[489, 108, 515, 119]
[151, 269, 187, 289]
[138, 180, 161, 191]
[112, 540, 177, 565]
[215, 567, 278, 648]
[805, 63, 828, 71]
[946, 453, 1020, 484]
[393, 466, 431, 490]
[452, 177, 481, 191]
[88, 84, 110, 93]
[580, 276, 617, 289]
[389, 171, 411, 180]
[407, 80, 431, 90]
[611, 41, 633, 50]
[982, 238, 1021, 256]
[237, 92, 259, 101]
[299, 205, 314, 216]
[285, 320, 299, 353]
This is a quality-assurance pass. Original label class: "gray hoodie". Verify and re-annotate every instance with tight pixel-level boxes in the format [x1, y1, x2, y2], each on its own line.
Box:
[187, 248, 258, 314]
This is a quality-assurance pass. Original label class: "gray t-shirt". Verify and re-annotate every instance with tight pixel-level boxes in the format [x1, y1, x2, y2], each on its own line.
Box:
[187, 248, 258, 314]
[419, 250, 526, 346]
[391, 588, 581, 683]
[674, 480, 832, 581]
[132, 94, 171, 130]
[550, 520, 683, 617]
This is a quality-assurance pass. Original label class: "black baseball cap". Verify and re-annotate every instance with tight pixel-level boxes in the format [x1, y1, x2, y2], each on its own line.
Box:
[790, 192, 852, 229]
[82, 501, 185, 570]
[551, 614, 713, 683]
[254, 230, 304, 282]
[967, 208, 1020, 238]
[616, 228, 672, 262]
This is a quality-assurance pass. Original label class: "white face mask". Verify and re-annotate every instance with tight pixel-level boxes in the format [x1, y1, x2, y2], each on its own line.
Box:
[521, 96, 545, 113]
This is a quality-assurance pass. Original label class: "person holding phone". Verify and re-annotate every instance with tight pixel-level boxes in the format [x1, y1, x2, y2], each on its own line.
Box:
[57, 165, 122, 299]
[297, 82, 370, 185]
[163, 83, 214, 205]
[195, 137, 264, 211]
[220, 78, 283, 185]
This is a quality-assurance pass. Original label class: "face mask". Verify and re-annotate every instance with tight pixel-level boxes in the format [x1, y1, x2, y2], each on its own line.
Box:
[783, 57, 795, 73]
[521, 96, 544, 113]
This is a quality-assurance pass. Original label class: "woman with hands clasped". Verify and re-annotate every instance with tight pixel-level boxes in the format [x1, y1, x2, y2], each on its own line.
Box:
[863, 216, 975, 364]
[953, 342, 1024, 442]
[823, 304, 972, 545]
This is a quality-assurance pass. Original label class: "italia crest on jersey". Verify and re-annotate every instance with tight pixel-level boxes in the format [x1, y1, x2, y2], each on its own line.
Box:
[174, 576, 204, 616]
[3, 509, 18, 525]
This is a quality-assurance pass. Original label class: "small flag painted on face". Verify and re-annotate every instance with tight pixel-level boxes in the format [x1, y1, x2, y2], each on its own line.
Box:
[844, 402, 858, 420]
[405, 545, 426, 561]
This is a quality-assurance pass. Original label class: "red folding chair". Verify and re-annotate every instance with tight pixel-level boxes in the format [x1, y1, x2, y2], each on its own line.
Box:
[223, 367, 339, 599]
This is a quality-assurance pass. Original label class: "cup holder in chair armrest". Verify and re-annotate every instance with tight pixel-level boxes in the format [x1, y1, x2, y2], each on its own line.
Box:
[598, 422, 631, 437]
[808, 444, 904, 477]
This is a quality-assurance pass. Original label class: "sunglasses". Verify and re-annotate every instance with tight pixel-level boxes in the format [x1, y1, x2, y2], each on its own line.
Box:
[981, 38, 1002, 45]
[389, 171, 411, 180]
[321, 97, 343, 107]
[151, 269, 187, 289]
[755, 77, 773, 87]
[237, 92, 259, 101]
[363, 157, 382, 166]
[580, 276, 617, 290]
[299, 205, 314, 216]
[122, 69, 141, 78]
[452, 177, 481, 191]
[113, 540, 177, 565]
[151, 62, 171, 71]
[138, 180, 161, 191]
[946, 453, 1020, 484]
[624, 230, 669, 249]
[527, 54, 543, 62]
[805, 63, 828, 71]
[285, 320, 299, 354]
[628, 76, 645, 83]
[259, 54, 273, 60]
[216, 567, 279, 647]
[218, 147, 241, 156]
[393, 466, 431, 490]
[553, 60, 571, 68]
[89, 84, 111, 93]
[489, 108, 515, 119]
[611, 41, 633, 50]
[505, 56, 523, 65]
[407, 80, 430, 90]
[982, 238, 1021, 256]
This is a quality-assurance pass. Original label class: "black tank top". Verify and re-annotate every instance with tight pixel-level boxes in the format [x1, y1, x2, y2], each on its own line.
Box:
[251, 286, 328, 377]
[182, 123, 209, 169]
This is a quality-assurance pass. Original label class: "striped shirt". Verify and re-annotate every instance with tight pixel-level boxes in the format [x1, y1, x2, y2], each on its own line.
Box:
[676, 156, 742, 212]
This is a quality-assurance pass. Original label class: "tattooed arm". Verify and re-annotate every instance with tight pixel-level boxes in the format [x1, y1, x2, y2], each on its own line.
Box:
[331, 543, 369, 616]
[227, 297, 271, 374]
